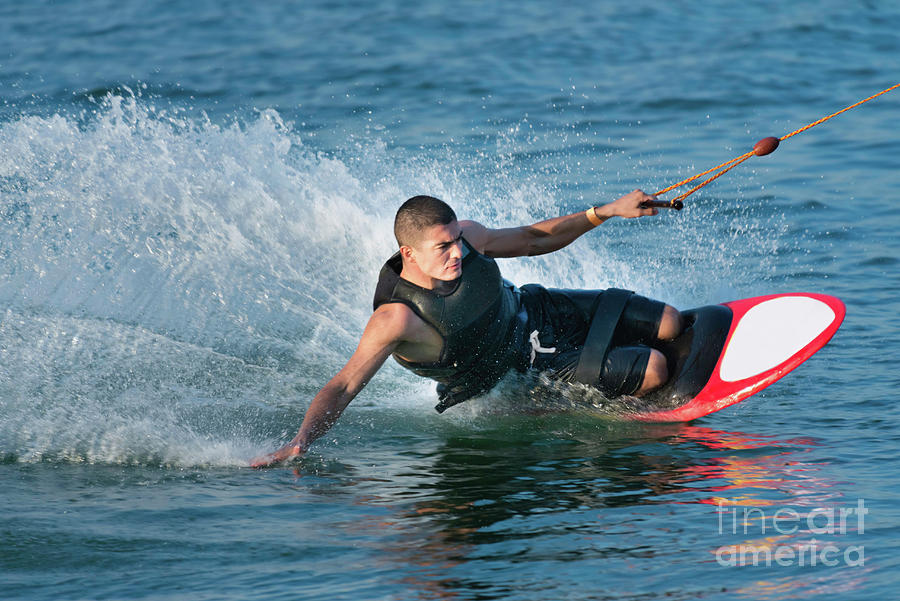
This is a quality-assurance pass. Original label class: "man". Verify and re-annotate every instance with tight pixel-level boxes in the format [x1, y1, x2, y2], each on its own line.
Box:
[251, 190, 683, 467]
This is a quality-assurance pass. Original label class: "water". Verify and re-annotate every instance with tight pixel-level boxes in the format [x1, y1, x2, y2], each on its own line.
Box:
[2, 0, 899, 599]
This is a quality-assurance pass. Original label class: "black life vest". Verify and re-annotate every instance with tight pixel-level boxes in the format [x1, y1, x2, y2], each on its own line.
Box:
[372, 238, 528, 412]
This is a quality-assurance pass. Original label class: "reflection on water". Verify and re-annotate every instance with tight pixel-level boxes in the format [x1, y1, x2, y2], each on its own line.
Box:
[297, 419, 865, 599]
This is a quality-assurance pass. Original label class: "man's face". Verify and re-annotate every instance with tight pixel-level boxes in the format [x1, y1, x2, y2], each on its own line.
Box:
[406, 220, 464, 282]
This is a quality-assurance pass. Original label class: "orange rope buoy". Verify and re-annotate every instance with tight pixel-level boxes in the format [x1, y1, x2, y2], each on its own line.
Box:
[645, 83, 900, 210]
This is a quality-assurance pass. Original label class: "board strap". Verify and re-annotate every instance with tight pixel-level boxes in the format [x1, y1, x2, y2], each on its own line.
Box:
[574, 288, 633, 385]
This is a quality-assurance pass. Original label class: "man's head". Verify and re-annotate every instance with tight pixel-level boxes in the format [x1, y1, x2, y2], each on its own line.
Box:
[395, 195, 463, 282]
[394, 195, 457, 247]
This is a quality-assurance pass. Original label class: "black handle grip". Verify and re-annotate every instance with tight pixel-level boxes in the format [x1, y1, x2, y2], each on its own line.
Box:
[641, 200, 684, 211]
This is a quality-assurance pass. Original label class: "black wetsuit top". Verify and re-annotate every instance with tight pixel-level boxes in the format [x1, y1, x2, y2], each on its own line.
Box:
[372, 238, 528, 412]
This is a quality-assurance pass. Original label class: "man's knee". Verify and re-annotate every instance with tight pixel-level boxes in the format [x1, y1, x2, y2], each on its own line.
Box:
[636, 349, 668, 396]
[657, 305, 683, 341]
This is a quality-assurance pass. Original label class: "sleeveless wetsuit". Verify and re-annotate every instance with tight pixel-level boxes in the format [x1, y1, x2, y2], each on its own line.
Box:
[373, 239, 666, 412]
[372, 238, 529, 412]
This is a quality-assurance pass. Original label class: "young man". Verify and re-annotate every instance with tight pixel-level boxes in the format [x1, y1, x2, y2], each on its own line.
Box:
[251, 190, 682, 467]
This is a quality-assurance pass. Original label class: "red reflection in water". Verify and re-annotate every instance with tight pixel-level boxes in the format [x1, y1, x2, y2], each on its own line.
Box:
[661, 425, 867, 599]
[655, 424, 838, 508]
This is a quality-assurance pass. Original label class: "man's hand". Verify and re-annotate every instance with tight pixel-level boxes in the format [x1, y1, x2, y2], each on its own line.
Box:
[250, 442, 303, 468]
[595, 189, 659, 220]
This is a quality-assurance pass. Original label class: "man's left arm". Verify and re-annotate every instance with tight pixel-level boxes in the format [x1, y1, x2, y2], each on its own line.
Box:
[460, 189, 659, 258]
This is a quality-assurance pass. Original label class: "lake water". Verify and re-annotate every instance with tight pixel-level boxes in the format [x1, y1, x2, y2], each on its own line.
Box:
[2, 1, 899, 599]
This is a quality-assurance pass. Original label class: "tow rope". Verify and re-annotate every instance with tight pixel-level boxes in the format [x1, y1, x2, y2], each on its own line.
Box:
[641, 83, 900, 210]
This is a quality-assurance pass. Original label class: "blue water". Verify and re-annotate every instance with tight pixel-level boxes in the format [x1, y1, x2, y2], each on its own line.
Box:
[2, 1, 899, 599]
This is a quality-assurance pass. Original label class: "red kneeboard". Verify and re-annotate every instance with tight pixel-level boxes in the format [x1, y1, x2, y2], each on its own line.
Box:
[630, 293, 845, 422]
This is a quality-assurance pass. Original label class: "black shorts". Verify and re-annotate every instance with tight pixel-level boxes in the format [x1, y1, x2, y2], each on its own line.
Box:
[518, 285, 666, 397]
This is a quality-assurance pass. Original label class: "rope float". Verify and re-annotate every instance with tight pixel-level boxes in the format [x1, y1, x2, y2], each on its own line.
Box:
[641, 83, 900, 210]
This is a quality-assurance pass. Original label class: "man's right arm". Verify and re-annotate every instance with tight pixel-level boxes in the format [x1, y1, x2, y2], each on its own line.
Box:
[459, 189, 659, 259]
[250, 304, 412, 467]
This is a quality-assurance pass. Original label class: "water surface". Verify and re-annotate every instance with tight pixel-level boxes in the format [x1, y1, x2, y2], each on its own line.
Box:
[2, 1, 899, 599]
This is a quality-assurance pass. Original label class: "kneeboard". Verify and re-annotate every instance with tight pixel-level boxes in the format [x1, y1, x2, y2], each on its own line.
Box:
[630, 293, 845, 422]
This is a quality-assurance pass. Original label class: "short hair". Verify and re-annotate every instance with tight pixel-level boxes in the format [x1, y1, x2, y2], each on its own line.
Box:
[394, 195, 457, 248]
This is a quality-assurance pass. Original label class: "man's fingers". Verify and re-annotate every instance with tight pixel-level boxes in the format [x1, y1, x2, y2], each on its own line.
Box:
[250, 444, 302, 468]
[250, 454, 275, 468]
[610, 190, 663, 219]
[250, 451, 284, 468]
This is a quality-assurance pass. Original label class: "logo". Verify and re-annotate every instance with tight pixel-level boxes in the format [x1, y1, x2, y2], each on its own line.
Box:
[714, 499, 866, 567]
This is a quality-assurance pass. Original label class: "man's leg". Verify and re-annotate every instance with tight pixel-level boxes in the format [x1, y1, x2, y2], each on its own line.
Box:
[657, 305, 683, 341]
[636, 349, 668, 396]
[542, 289, 685, 397]
[603, 303, 682, 397]
[634, 306, 683, 395]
